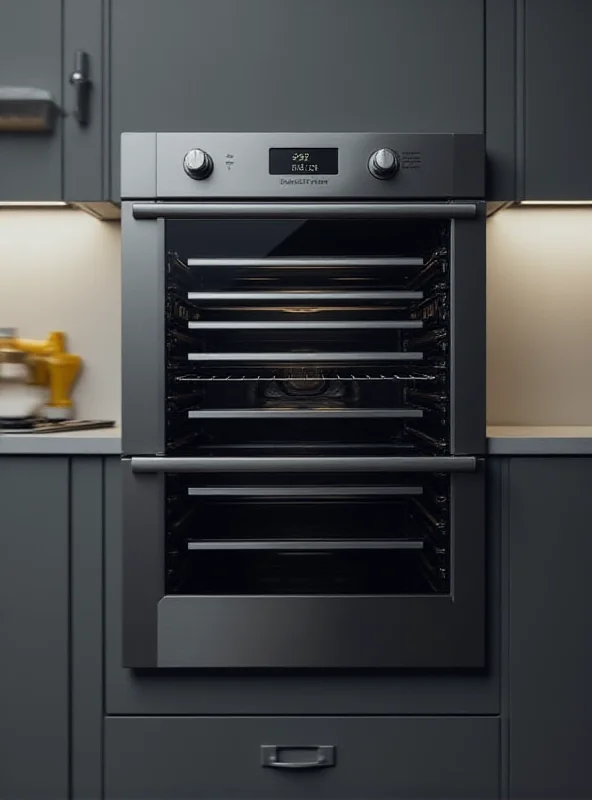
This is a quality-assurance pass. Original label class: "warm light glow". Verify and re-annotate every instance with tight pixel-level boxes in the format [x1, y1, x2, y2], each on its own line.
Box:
[0, 201, 68, 207]
[519, 200, 592, 206]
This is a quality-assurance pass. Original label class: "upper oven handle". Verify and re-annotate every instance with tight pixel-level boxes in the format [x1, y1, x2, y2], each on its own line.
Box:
[131, 202, 478, 220]
[130, 456, 477, 474]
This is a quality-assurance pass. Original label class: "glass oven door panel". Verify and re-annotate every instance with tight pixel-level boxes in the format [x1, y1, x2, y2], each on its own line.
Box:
[122, 459, 484, 669]
[166, 471, 451, 596]
[165, 218, 448, 264]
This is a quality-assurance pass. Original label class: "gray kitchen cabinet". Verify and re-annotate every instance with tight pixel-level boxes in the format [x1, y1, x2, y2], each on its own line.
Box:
[523, 0, 592, 199]
[506, 457, 592, 799]
[107, 0, 484, 199]
[0, 457, 69, 800]
[105, 716, 500, 800]
[0, 0, 104, 201]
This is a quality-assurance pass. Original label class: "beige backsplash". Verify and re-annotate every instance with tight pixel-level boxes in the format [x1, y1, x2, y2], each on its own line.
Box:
[2, 205, 592, 427]
[487, 205, 592, 425]
[0, 209, 121, 423]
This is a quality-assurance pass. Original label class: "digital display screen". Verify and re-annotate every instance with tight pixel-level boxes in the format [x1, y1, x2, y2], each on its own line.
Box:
[269, 148, 339, 175]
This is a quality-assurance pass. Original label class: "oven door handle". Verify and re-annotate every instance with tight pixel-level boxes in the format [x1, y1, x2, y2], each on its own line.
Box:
[129, 456, 477, 473]
[132, 202, 478, 220]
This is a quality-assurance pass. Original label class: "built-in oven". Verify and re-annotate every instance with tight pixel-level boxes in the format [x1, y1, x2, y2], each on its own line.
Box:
[121, 132, 485, 669]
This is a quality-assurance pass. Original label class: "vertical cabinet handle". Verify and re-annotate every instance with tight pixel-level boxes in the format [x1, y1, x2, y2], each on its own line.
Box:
[69, 50, 91, 126]
[261, 745, 336, 769]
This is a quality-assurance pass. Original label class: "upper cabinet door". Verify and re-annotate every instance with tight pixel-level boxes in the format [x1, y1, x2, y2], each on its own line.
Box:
[108, 0, 484, 199]
[62, 0, 105, 201]
[525, 0, 592, 200]
[0, 0, 63, 200]
[0, 0, 104, 202]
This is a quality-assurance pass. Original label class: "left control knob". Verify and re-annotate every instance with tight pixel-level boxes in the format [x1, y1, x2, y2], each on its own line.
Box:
[183, 148, 214, 180]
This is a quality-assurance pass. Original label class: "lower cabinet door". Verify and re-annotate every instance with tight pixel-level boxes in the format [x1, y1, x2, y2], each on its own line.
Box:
[104, 716, 500, 799]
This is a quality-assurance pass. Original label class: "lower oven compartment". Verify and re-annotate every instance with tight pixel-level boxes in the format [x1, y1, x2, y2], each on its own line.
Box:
[123, 459, 484, 668]
[166, 472, 450, 596]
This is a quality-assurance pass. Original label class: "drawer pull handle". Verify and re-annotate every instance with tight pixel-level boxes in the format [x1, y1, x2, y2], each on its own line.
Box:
[261, 744, 335, 770]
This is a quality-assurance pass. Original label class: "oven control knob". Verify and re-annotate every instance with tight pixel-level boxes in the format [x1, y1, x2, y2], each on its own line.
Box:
[368, 148, 400, 180]
[183, 148, 214, 180]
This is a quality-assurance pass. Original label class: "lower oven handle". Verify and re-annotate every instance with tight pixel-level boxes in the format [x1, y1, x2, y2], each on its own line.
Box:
[129, 456, 477, 474]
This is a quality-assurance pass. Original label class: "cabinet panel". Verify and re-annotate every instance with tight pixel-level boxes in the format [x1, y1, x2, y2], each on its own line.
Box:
[485, 0, 517, 200]
[0, 457, 69, 800]
[508, 458, 592, 798]
[525, 0, 592, 199]
[109, 0, 484, 198]
[105, 457, 499, 714]
[63, 0, 105, 200]
[0, 0, 63, 200]
[105, 716, 500, 800]
[71, 458, 104, 800]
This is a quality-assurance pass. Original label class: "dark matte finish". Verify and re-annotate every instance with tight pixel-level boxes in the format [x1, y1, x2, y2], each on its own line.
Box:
[508, 458, 592, 799]
[495, 457, 511, 800]
[0, 457, 69, 800]
[109, 0, 484, 198]
[525, 0, 592, 199]
[104, 716, 500, 800]
[63, 0, 104, 200]
[486, 0, 517, 199]
[132, 202, 479, 219]
[450, 216, 486, 455]
[105, 456, 499, 713]
[71, 458, 103, 800]
[0, 0, 62, 200]
[121, 202, 164, 455]
[121, 461, 164, 667]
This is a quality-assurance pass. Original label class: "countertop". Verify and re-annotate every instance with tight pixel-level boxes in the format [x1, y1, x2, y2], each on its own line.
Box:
[1, 425, 592, 456]
[486, 426, 592, 455]
[0, 426, 122, 455]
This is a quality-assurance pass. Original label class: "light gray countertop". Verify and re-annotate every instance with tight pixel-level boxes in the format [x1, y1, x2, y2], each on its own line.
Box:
[1, 425, 592, 456]
[486, 426, 592, 455]
[0, 426, 122, 455]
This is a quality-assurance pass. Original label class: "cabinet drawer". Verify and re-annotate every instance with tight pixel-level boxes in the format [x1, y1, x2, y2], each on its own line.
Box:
[105, 716, 500, 799]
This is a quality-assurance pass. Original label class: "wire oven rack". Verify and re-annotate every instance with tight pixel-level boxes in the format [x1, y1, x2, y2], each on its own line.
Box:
[175, 371, 439, 383]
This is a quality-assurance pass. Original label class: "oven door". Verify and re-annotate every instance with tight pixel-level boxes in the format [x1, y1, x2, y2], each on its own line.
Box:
[122, 202, 485, 458]
[121, 201, 485, 669]
[123, 455, 484, 668]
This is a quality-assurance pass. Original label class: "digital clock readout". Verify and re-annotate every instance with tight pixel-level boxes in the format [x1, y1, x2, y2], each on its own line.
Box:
[269, 148, 338, 175]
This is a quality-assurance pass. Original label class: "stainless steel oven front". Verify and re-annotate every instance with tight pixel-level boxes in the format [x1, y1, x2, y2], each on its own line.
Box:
[121, 132, 485, 669]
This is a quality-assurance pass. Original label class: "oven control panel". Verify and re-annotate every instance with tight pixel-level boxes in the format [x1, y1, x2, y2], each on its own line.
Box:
[121, 132, 484, 199]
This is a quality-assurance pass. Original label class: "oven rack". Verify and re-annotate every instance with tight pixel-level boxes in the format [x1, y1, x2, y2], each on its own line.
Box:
[175, 371, 440, 383]
[186, 539, 425, 552]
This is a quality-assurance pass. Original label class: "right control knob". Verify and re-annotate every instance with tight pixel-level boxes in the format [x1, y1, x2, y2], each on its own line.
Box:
[368, 148, 400, 180]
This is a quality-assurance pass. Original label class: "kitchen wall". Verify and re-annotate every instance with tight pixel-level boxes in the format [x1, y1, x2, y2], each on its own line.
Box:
[2, 206, 591, 427]
[487, 206, 592, 425]
[0, 209, 121, 422]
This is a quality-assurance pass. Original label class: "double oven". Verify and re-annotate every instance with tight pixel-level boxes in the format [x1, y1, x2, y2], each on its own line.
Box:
[121, 132, 485, 669]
